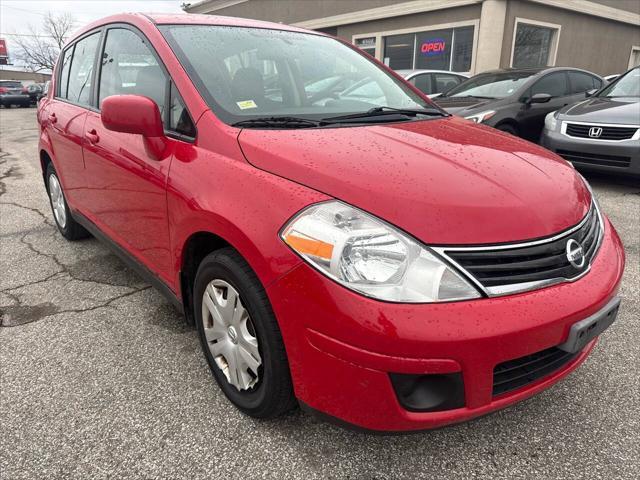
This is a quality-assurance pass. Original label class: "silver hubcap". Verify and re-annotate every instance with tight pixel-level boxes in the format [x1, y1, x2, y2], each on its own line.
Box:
[201, 279, 262, 391]
[48, 174, 66, 228]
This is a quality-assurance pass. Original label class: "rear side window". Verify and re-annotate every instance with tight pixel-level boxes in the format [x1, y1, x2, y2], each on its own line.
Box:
[568, 71, 601, 94]
[433, 73, 462, 93]
[57, 47, 73, 98]
[67, 32, 100, 105]
[98, 28, 167, 115]
[410, 74, 432, 95]
[530, 72, 568, 97]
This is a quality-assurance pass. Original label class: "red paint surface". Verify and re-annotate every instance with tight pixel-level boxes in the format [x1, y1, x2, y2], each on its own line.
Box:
[37, 13, 626, 431]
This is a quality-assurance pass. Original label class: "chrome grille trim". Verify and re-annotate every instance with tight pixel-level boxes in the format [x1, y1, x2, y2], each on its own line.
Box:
[433, 201, 604, 297]
[561, 121, 640, 142]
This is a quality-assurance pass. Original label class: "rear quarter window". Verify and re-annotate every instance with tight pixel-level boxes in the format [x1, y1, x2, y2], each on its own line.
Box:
[569, 71, 602, 94]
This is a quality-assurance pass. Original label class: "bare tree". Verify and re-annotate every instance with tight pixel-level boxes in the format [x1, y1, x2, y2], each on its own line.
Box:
[13, 13, 75, 72]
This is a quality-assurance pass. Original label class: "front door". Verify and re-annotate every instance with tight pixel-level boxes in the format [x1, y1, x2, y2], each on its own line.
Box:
[82, 26, 174, 284]
[517, 71, 572, 141]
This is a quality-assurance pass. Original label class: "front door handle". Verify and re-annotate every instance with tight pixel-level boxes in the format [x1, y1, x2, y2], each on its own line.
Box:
[86, 129, 99, 144]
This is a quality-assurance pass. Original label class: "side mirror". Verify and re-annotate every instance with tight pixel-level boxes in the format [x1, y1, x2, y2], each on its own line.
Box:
[585, 89, 597, 97]
[101, 95, 167, 160]
[529, 93, 552, 104]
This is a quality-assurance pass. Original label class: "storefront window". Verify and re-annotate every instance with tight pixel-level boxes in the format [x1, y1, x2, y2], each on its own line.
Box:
[452, 26, 474, 72]
[512, 23, 556, 68]
[383, 26, 474, 72]
[414, 29, 452, 71]
[354, 37, 376, 57]
[383, 34, 414, 69]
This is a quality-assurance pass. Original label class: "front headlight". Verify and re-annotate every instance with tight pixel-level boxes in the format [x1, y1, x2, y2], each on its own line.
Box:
[465, 110, 496, 123]
[544, 110, 558, 131]
[280, 201, 481, 303]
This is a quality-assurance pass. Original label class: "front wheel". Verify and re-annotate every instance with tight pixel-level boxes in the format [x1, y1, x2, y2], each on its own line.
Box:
[193, 248, 296, 418]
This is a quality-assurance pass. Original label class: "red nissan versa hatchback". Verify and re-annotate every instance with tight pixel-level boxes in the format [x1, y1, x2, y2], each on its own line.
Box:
[37, 14, 625, 432]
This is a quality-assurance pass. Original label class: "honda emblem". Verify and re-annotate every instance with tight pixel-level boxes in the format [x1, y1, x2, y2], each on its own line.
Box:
[588, 126, 603, 138]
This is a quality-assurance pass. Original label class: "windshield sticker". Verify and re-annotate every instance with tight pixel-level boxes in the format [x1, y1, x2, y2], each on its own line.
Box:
[236, 100, 257, 110]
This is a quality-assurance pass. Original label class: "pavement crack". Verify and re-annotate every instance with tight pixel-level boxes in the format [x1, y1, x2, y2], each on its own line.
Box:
[1, 272, 66, 293]
[1, 286, 152, 327]
[0, 201, 54, 226]
[16, 232, 143, 290]
[41, 286, 153, 319]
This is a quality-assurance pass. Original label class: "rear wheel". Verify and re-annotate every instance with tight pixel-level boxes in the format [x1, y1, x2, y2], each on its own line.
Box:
[46, 163, 89, 240]
[194, 248, 296, 418]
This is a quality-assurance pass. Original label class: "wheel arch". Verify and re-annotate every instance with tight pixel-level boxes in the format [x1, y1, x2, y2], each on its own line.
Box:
[494, 118, 520, 135]
[179, 230, 233, 324]
[40, 149, 53, 182]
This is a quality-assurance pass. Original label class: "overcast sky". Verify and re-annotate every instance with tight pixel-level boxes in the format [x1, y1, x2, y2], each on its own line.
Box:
[1, 0, 184, 68]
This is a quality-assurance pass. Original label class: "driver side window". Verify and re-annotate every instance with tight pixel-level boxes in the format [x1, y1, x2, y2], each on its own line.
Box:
[530, 72, 568, 98]
[98, 28, 167, 115]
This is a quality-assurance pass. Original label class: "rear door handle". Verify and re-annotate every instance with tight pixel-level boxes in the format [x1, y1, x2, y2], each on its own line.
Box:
[86, 129, 99, 144]
[48, 113, 57, 124]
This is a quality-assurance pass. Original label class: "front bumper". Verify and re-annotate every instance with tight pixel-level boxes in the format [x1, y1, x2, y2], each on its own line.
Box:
[541, 128, 640, 176]
[267, 218, 625, 431]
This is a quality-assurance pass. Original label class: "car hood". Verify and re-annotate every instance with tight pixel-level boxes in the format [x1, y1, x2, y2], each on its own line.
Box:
[560, 96, 640, 124]
[433, 97, 498, 116]
[238, 116, 590, 245]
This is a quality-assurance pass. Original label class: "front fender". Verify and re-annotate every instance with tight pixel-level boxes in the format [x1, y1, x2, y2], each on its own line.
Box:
[167, 141, 329, 295]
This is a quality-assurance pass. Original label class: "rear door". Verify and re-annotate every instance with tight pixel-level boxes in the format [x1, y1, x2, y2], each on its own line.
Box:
[516, 71, 572, 141]
[45, 31, 101, 207]
[82, 25, 196, 285]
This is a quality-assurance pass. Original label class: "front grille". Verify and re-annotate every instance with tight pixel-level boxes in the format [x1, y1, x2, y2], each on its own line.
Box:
[443, 204, 601, 294]
[493, 347, 579, 396]
[565, 123, 638, 141]
[557, 149, 631, 169]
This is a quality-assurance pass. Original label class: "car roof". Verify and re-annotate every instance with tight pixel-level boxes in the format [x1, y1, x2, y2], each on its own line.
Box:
[396, 69, 468, 77]
[69, 12, 319, 43]
[475, 66, 601, 76]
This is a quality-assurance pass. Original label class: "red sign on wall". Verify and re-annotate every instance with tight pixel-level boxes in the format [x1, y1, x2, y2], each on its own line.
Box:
[0, 39, 8, 57]
[420, 38, 446, 56]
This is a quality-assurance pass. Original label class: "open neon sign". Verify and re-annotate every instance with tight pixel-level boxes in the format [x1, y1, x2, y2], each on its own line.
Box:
[421, 38, 446, 56]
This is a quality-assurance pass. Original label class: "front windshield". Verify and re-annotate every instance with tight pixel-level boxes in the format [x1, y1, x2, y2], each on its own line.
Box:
[598, 67, 640, 98]
[443, 71, 535, 98]
[159, 25, 433, 124]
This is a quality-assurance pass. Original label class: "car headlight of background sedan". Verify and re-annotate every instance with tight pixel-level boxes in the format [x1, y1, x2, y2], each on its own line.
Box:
[281, 201, 481, 303]
[465, 110, 496, 123]
[544, 110, 559, 131]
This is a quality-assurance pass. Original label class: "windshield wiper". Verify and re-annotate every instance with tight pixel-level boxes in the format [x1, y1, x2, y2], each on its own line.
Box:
[232, 116, 321, 128]
[443, 95, 497, 100]
[320, 106, 446, 124]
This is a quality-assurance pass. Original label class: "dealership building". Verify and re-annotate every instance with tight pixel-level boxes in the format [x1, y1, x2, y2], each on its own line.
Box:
[184, 0, 640, 76]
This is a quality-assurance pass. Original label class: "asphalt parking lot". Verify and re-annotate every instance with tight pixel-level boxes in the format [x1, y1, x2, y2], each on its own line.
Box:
[0, 106, 638, 479]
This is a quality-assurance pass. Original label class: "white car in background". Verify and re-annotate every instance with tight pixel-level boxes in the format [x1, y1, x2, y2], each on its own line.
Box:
[396, 69, 469, 97]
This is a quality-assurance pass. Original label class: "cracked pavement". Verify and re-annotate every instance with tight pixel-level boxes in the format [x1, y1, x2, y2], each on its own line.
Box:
[1, 107, 639, 479]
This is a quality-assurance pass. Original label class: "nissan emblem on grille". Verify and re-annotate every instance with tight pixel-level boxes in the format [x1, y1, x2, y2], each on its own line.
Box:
[588, 126, 603, 138]
[566, 239, 586, 268]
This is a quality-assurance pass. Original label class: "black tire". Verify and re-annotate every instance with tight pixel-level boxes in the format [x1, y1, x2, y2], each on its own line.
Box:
[45, 163, 89, 240]
[193, 247, 296, 418]
[496, 123, 518, 136]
